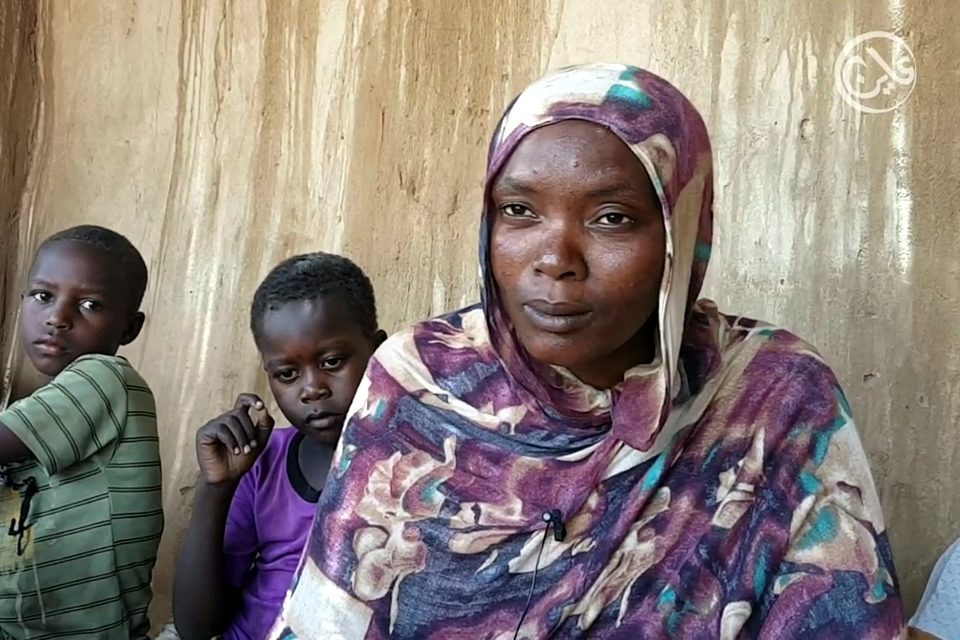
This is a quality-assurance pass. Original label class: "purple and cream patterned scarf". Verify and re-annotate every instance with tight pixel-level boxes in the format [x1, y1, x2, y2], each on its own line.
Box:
[269, 64, 903, 639]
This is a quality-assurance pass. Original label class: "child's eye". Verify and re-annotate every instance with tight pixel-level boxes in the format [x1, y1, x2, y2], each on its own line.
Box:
[29, 291, 53, 304]
[80, 300, 103, 311]
[274, 369, 298, 383]
[321, 357, 345, 371]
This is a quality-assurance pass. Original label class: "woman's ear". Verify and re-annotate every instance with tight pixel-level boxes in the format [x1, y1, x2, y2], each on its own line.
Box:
[373, 329, 387, 348]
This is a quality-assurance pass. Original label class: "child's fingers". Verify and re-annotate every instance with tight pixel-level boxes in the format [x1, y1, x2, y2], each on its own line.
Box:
[234, 394, 270, 448]
[234, 393, 265, 412]
[212, 424, 241, 456]
[254, 414, 275, 449]
[255, 409, 275, 431]
[248, 406, 274, 441]
[233, 409, 259, 448]
[222, 416, 253, 455]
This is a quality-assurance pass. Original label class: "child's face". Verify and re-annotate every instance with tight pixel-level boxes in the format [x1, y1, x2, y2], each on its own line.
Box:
[258, 298, 380, 445]
[18, 241, 143, 377]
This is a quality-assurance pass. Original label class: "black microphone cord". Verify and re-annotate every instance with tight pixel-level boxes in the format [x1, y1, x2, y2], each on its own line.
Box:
[513, 511, 565, 640]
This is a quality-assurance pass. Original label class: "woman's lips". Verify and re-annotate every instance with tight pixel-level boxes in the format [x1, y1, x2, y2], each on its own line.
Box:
[521, 300, 593, 334]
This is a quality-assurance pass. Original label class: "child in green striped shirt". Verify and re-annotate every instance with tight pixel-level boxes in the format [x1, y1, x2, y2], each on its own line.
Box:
[0, 225, 163, 639]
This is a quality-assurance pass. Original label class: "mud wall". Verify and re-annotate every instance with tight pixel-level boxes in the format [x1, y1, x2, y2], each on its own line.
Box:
[1, 0, 956, 628]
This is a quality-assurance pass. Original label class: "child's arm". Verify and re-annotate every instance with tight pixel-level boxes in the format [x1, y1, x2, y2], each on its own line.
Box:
[0, 355, 130, 469]
[0, 421, 38, 463]
[174, 481, 248, 640]
[173, 394, 274, 640]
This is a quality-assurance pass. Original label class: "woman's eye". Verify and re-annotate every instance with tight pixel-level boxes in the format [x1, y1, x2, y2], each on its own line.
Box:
[321, 357, 344, 371]
[80, 300, 103, 311]
[595, 212, 634, 227]
[500, 204, 534, 219]
[30, 291, 52, 304]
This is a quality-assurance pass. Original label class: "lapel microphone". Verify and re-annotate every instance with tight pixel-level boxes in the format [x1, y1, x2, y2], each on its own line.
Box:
[542, 509, 566, 542]
[514, 509, 568, 639]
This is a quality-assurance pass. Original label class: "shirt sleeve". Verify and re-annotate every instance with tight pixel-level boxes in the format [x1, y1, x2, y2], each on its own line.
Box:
[223, 467, 259, 589]
[758, 388, 905, 638]
[0, 354, 130, 475]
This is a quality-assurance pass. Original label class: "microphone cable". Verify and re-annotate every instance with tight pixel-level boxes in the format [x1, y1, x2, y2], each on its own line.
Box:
[513, 510, 566, 640]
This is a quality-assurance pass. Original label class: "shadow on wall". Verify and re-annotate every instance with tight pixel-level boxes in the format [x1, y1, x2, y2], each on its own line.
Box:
[0, 0, 40, 392]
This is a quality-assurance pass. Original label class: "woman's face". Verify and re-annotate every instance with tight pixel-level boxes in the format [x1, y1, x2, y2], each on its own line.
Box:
[489, 120, 666, 389]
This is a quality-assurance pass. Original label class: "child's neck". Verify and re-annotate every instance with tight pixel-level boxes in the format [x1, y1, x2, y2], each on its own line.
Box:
[7, 367, 50, 405]
[297, 436, 336, 493]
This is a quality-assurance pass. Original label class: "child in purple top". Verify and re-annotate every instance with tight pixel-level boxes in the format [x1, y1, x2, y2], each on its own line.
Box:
[171, 253, 386, 640]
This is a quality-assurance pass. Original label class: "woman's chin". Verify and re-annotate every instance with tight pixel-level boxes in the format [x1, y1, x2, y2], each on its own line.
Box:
[516, 326, 656, 388]
[518, 337, 591, 371]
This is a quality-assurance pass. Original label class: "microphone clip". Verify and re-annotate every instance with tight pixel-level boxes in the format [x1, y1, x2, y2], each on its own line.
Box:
[542, 509, 566, 542]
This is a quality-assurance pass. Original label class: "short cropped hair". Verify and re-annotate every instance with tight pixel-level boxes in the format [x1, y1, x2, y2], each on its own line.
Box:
[39, 224, 148, 311]
[250, 252, 379, 347]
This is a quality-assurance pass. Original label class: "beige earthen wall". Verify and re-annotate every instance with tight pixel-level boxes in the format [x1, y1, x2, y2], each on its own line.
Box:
[1, 0, 957, 629]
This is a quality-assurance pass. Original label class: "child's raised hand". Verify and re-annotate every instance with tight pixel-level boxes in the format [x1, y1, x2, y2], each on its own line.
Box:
[195, 393, 276, 485]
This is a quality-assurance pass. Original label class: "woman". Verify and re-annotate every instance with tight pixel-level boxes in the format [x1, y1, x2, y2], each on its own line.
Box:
[269, 64, 904, 639]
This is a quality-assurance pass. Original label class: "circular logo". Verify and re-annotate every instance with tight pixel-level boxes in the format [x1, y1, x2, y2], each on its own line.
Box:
[834, 31, 917, 114]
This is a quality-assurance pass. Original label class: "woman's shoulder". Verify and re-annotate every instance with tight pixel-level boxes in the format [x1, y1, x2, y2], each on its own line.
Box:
[689, 305, 870, 490]
[691, 301, 848, 429]
[373, 304, 490, 365]
[732, 316, 836, 382]
[695, 300, 838, 382]
[356, 304, 498, 409]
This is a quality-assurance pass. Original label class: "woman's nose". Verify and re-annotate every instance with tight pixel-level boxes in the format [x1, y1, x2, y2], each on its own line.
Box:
[533, 222, 587, 281]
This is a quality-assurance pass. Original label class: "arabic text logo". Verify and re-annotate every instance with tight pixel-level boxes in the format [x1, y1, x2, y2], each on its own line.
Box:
[835, 31, 916, 114]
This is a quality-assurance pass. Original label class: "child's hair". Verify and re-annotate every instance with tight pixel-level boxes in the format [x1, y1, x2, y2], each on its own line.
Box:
[39, 225, 149, 311]
[250, 252, 379, 347]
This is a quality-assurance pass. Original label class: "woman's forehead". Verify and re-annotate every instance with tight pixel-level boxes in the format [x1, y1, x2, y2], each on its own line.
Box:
[493, 120, 651, 193]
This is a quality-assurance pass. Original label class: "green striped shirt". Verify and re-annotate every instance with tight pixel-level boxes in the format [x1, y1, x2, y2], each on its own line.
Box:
[0, 354, 163, 639]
